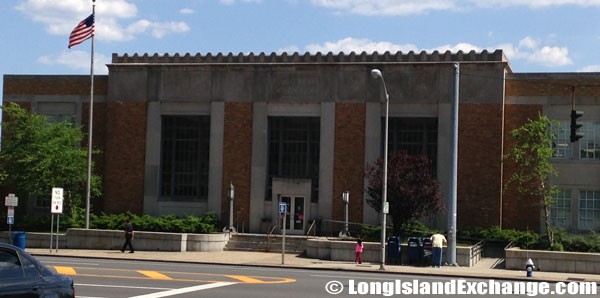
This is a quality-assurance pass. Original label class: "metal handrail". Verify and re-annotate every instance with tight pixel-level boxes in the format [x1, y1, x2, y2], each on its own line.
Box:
[306, 220, 317, 238]
[266, 225, 279, 251]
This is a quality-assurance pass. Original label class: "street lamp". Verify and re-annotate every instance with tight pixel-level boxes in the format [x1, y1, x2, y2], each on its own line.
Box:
[223, 182, 236, 232]
[371, 69, 389, 271]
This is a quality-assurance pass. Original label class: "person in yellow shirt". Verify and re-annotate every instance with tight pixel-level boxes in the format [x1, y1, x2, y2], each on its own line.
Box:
[430, 233, 447, 267]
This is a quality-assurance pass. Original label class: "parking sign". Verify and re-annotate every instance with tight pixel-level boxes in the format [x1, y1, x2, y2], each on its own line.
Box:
[279, 202, 287, 214]
[51, 187, 63, 214]
[7, 216, 14, 225]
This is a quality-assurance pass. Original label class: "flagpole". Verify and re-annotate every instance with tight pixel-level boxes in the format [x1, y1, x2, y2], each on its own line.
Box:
[85, 0, 96, 229]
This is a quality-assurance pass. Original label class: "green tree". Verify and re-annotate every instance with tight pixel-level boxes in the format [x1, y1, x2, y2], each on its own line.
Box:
[365, 151, 443, 235]
[504, 112, 558, 246]
[0, 103, 102, 223]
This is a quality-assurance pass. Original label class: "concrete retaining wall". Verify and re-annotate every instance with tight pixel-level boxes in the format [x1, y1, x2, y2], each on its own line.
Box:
[2, 229, 229, 252]
[1, 231, 67, 249]
[506, 247, 600, 274]
[306, 239, 481, 267]
[187, 233, 229, 251]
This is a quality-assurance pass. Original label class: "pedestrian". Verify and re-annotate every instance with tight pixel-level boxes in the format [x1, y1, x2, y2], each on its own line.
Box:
[121, 219, 135, 253]
[355, 238, 363, 264]
[430, 233, 447, 267]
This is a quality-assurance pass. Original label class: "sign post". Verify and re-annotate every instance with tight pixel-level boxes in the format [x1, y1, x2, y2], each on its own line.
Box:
[279, 202, 287, 265]
[5, 194, 18, 244]
[50, 188, 63, 252]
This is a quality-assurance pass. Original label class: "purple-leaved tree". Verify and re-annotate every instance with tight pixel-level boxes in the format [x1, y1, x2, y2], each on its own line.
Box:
[365, 151, 444, 234]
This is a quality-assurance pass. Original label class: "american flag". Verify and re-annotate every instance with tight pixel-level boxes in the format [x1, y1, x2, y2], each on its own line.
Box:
[68, 14, 94, 49]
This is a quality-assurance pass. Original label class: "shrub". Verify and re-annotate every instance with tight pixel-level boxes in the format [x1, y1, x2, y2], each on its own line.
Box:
[458, 226, 539, 249]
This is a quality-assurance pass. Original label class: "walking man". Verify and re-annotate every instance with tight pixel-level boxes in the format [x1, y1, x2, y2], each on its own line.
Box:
[430, 233, 446, 267]
[121, 219, 135, 253]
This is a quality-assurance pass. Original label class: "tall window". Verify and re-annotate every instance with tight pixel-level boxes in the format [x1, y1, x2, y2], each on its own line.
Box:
[579, 121, 600, 159]
[267, 117, 320, 202]
[160, 116, 210, 201]
[551, 120, 573, 159]
[386, 117, 438, 172]
[46, 114, 75, 124]
[579, 190, 600, 231]
[549, 190, 571, 229]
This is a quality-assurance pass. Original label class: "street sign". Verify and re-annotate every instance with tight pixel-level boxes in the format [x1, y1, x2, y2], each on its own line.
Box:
[383, 202, 389, 214]
[279, 202, 287, 214]
[7, 206, 14, 217]
[51, 187, 63, 214]
[7, 216, 14, 225]
[4, 193, 18, 207]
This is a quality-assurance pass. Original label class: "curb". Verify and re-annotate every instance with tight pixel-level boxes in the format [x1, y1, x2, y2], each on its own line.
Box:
[29, 252, 585, 284]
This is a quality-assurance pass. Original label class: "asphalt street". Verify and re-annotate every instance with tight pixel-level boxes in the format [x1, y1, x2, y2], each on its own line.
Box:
[37, 256, 598, 298]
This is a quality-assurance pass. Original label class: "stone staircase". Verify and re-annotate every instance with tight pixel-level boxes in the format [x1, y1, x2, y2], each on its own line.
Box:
[224, 233, 307, 253]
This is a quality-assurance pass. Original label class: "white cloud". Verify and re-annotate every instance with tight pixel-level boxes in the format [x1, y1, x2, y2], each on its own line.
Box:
[311, 0, 600, 15]
[579, 65, 600, 72]
[304, 37, 417, 53]
[311, 0, 455, 15]
[220, 0, 263, 4]
[471, 0, 600, 8]
[518, 37, 538, 49]
[290, 36, 572, 67]
[16, 0, 189, 42]
[527, 46, 572, 67]
[277, 45, 301, 53]
[38, 50, 111, 74]
[180, 8, 195, 14]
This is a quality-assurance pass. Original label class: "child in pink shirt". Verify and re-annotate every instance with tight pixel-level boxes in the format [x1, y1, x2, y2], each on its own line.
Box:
[355, 238, 363, 264]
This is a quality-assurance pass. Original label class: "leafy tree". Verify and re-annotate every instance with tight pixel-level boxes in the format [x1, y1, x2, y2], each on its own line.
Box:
[504, 113, 557, 246]
[0, 103, 102, 222]
[365, 151, 443, 235]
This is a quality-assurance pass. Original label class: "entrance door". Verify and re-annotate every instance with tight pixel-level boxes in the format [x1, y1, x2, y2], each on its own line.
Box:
[279, 196, 305, 234]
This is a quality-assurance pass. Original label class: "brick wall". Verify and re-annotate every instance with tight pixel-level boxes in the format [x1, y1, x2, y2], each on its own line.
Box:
[101, 101, 147, 214]
[502, 104, 543, 231]
[457, 103, 504, 229]
[222, 102, 253, 228]
[3, 76, 108, 96]
[81, 102, 107, 213]
[333, 103, 366, 223]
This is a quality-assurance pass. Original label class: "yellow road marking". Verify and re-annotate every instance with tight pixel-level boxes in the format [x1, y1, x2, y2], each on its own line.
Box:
[225, 275, 268, 284]
[54, 266, 77, 275]
[54, 266, 295, 284]
[137, 270, 173, 280]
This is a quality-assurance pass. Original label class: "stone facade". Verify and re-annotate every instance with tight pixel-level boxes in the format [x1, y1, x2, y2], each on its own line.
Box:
[3, 50, 600, 234]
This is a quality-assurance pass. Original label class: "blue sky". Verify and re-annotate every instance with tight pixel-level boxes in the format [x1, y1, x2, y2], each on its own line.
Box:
[1, 0, 600, 102]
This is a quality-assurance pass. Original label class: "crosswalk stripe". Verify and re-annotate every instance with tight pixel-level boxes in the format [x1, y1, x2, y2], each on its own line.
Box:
[54, 266, 77, 275]
[137, 270, 173, 280]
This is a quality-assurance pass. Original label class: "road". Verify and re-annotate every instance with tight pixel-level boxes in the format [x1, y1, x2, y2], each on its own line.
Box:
[37, 256, 598, 298]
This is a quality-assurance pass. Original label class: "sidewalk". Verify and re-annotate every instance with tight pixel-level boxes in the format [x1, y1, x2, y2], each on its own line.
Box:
[26, 248, 600, 283]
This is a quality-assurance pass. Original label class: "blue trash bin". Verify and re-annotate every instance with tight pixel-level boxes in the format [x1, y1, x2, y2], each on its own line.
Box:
[386, 236, 401, 264]
[422, 238, 433, 266]
[407, 237, 422, 265]
[12, 232, 26, 249]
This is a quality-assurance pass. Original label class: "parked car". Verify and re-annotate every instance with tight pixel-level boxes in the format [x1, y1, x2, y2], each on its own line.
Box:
[0, 243, 74, 298]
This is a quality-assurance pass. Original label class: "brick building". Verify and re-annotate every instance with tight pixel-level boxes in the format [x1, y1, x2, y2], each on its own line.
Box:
[3, 50, 600, 234]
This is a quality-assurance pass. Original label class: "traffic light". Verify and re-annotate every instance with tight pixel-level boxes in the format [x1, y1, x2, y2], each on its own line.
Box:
[570, 109, 584, 143]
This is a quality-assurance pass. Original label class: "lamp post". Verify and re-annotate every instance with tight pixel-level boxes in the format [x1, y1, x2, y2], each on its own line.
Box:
[223, 182, 236, 232]
[340, 191, 350, 237]
[371, 69, 389, 271]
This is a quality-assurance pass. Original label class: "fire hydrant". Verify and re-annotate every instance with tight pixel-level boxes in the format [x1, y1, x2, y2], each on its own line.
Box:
[525, 258, 535, 277]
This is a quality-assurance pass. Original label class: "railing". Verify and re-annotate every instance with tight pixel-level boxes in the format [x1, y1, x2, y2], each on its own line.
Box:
[306, 220, 317, 238]
[266, 225, 279, 251]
